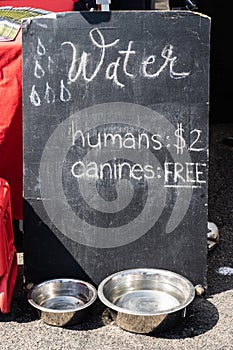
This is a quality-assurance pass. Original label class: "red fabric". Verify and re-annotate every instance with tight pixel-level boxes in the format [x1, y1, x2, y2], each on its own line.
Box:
[0, 179, 17, 313]
[0, 0, 76, 11]
[0, 30, 22, 220]
[0, 1, 79, 220]
[0, 248, 18, 313]
[0, 179, 14, 276]
[0, 1, 80, 219]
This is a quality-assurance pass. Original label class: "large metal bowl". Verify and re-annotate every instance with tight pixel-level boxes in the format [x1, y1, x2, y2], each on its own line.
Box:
[98, 268, 195, 334]
[27, 278, 97, 326]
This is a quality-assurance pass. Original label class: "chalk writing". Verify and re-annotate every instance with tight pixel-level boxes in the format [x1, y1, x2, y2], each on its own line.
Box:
[164, 162, 206, 185]
[29, 28, 191, 105]
[34, 60, 45, 79]
[174, 123, 186, 155]
[141, 45, 190, 80]
[48, 56, 55, 72]
[189, 129, 206, 152]
[62, 28, 119, 83]
[174, 124, 207, 154]
[62, 28, 190, 89]
[71, 122, 163, 150]
[71, 122, 206, 153]
[36, 37, 46, 56]
[71, 160, 155, 181]
[29, 80, 71, 106]
[70, 121, 207, 188]
[30, 85, 40, 106]
[60, 80, 71, 102]
[45, 82, 55, 104]
[71, 159, 206, 187]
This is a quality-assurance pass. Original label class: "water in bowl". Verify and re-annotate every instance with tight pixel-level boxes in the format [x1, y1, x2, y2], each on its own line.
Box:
[115, 290, 181, 314]
[41, 296, 86, 310]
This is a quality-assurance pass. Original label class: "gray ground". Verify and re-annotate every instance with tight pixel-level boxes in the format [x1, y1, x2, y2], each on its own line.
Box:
[0, 123, 232, 349]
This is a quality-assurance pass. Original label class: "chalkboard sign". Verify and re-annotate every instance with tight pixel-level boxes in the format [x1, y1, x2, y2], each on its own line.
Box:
[22, 11, 210, 287]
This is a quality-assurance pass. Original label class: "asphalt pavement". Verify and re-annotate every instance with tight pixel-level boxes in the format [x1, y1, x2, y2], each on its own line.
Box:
[0, 122, 232, 350]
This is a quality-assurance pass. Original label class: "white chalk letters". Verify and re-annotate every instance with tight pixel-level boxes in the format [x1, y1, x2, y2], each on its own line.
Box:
[29, 29, 190, 106]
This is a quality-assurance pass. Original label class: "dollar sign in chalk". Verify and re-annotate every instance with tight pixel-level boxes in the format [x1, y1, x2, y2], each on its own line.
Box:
[174, 123, 186, 155]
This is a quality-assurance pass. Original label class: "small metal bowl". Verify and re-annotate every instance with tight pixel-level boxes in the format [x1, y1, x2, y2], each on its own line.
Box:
[98, 268, 195, 334]
[27, 278, 97, 326]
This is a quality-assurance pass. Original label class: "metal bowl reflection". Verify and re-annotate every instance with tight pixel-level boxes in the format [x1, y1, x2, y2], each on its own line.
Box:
[27, 278, 97, 327]
[98, 268, 195, 334]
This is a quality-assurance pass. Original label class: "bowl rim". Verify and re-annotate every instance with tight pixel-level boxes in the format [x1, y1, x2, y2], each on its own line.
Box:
[27, 278, 97, 313]
[97, 268, 196, 316]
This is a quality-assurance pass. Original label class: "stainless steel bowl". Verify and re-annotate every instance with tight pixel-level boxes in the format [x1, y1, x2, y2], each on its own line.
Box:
[98, 268, 195, 334]
[27, 278, 97, 326]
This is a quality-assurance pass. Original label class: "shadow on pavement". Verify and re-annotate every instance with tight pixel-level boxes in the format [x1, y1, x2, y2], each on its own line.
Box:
[207, 124, 233, 295]
[155, 297, 219, 339]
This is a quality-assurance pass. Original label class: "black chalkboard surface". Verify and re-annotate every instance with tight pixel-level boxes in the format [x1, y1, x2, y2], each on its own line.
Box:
[22, 11, 210, 288]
